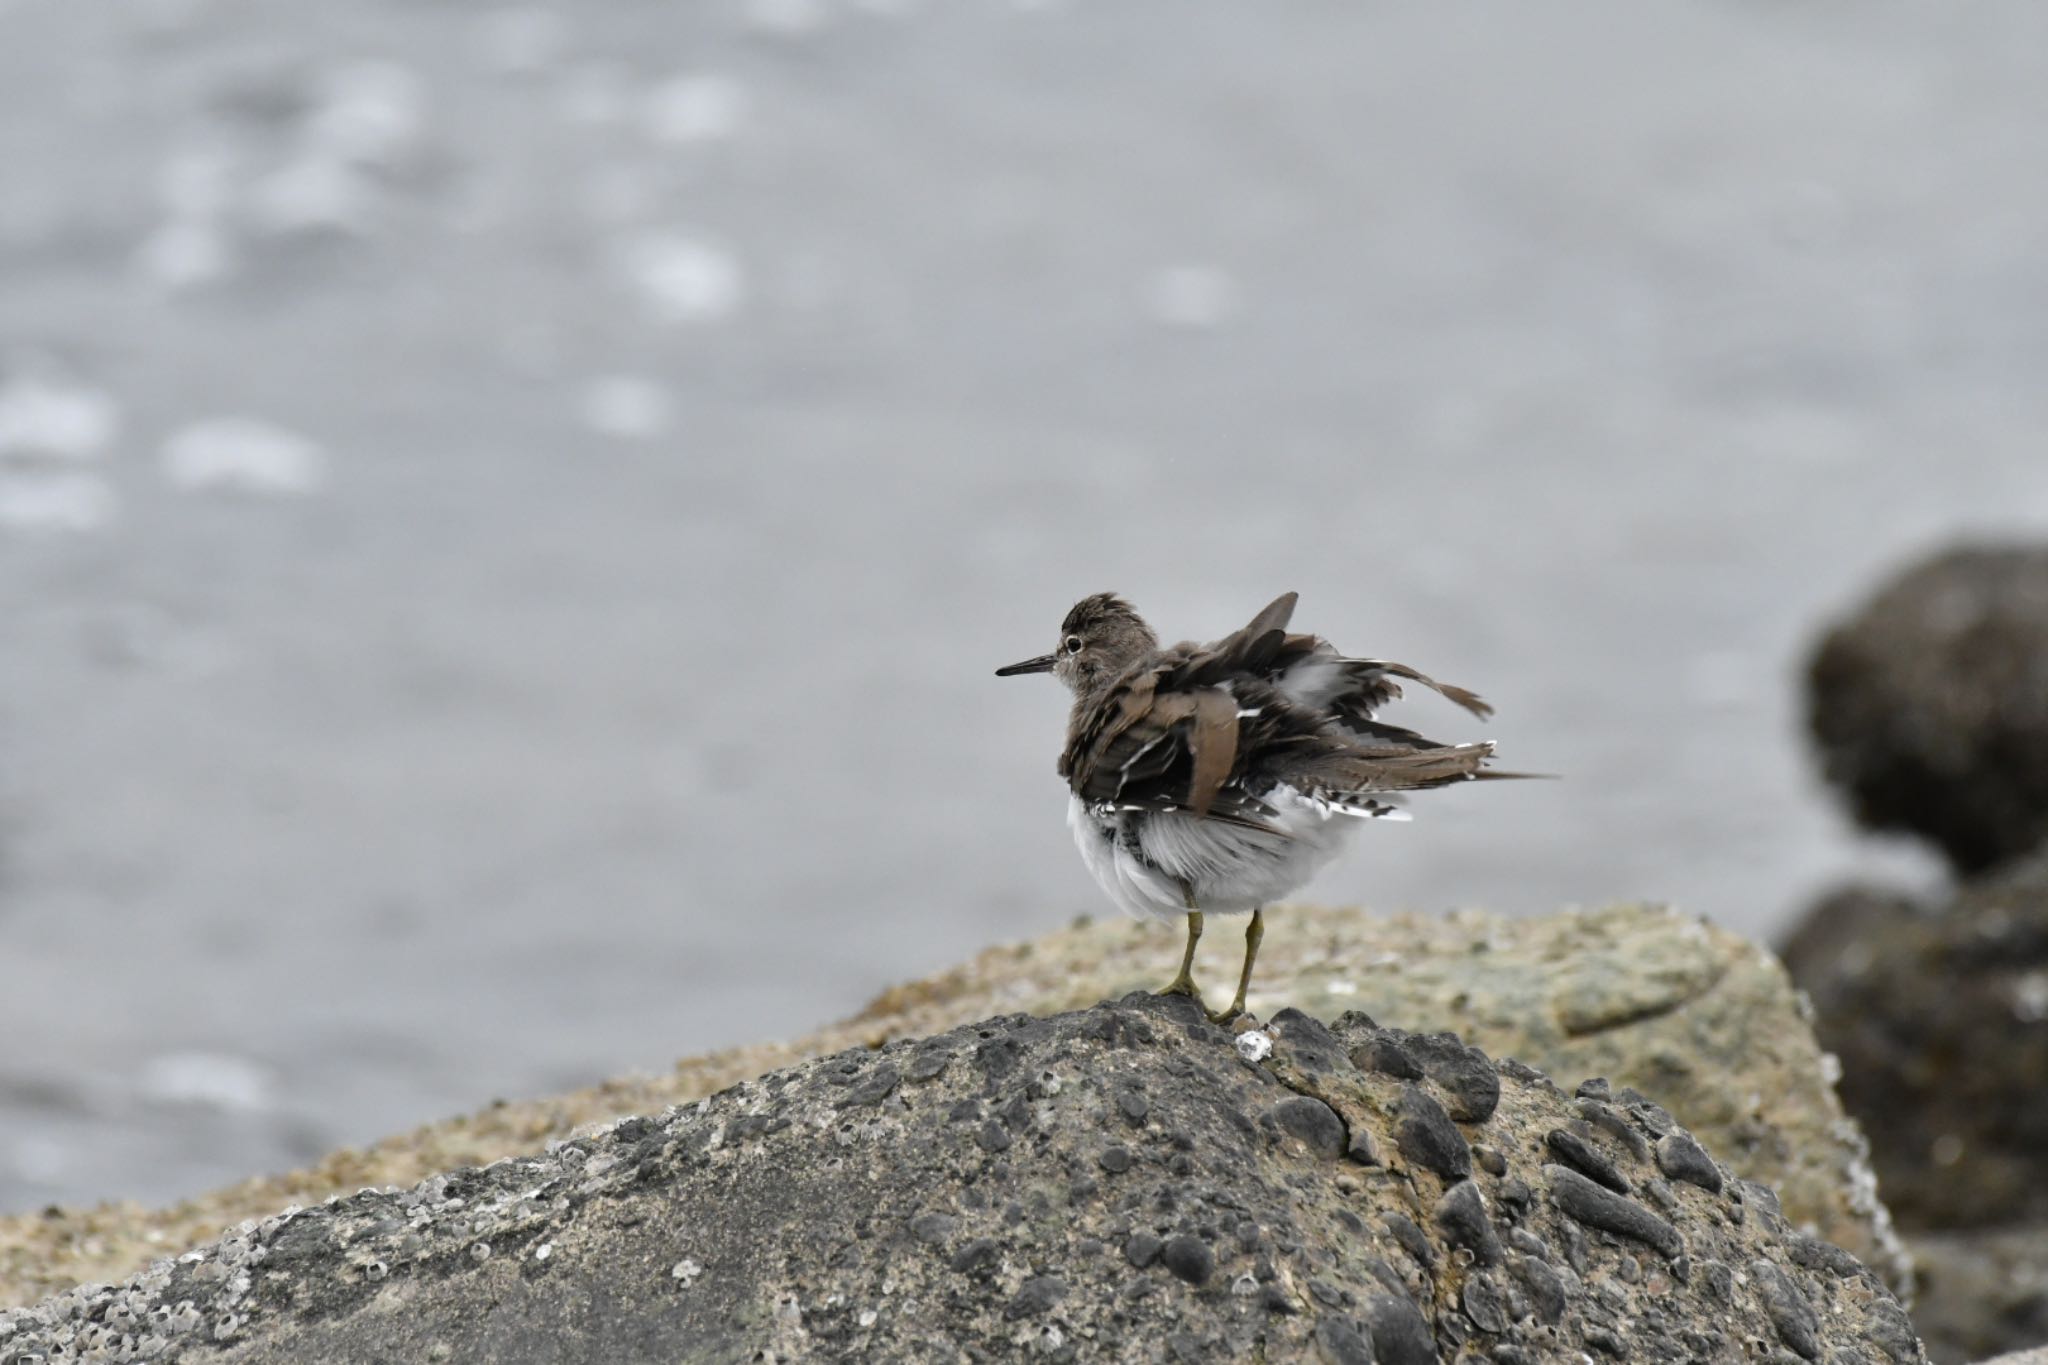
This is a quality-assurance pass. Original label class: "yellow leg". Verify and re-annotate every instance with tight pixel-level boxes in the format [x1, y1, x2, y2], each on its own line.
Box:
[1158, 910, 1205, 1001]
[1211, 908, 1264, 1024]
[1158, 879, 1207, 1005]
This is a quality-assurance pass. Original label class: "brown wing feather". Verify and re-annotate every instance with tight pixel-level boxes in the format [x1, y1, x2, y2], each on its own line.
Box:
[1184, 687, 1241, 815]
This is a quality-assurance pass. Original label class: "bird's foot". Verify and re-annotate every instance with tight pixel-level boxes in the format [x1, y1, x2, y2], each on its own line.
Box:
[1205, 996, 1249, 1027]
[1156, 972, 1208, 1012]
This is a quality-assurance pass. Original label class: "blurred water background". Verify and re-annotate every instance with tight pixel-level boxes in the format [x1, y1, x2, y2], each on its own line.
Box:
[3, 0, 2047, 1213]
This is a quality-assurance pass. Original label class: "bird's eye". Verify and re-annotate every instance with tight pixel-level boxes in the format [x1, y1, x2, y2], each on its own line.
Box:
[1064, 635, 1083, 655]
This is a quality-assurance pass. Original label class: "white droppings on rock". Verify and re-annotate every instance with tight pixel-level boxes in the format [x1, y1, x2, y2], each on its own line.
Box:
[161, 417, 328, 496]
[642, 74, 747, 145]
[1234, 1030, 1273, 1064]
[533, 1242, 552, 1261]
[1145, 264, 1239, 329]
[1326, 979, 1358, 996]
[0, 372, 121, 460]
[857, 1308, 878, 1328]
[622, 232, 746, 324]
[579, 374, 674, 440]
[1817, 1051, 1843, 1086]
[670, 1258, 702, 1286]
[0, 471, 117, 532]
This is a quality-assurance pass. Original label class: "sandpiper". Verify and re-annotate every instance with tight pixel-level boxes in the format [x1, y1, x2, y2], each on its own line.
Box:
[998, 591, 1515, 1023]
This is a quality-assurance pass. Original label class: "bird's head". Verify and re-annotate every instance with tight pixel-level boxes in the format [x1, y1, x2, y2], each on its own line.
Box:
[996, 592, 1159, 695]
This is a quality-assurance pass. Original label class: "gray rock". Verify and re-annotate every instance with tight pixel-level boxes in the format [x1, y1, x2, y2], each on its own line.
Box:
[1908, 1223, 2048, 1365]
[0, 902, 1906, 1309]
[1797, 850, 2048, 1231]
[0, 995, 1926, 1364]
[1807, 544, 2048, 872]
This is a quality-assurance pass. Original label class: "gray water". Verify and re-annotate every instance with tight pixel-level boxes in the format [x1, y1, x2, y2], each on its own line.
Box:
[3, 0, 2047, 1214]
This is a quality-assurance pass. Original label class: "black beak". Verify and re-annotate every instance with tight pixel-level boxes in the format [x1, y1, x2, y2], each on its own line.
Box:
[995, 653, 1057, 677]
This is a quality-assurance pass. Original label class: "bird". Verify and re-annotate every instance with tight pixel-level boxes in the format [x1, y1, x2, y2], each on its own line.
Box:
[996, 590, 1518, 1024]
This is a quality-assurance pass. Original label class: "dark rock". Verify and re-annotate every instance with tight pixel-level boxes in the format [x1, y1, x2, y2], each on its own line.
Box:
[1004, 1274, 1066, 1319]
[1396, 1030, 1502, 1122]
[1364, 1292, 1438, 1365]
[1795, 850, 2048, 1230]
[948, 1237, 1001, 1273]
[1099, 1146, 1134, 1174]
[1356, 1034, 1424, 1080]
[1511, 1252, 1567, 1324]
[909, 1212, 957, 1245]
[1572, 1098, 1653, 1163]
[1460, 1270, 1509, 1334]
[1776, 883, 1923, 995]
[1655, 1132, 1724, 1194]
[1433, 1180, 1502, 1267]
[1752, 1258, 1823, 1361]
[1314, 1317, 1377, 1365]
[1908, 1223, 2048, 1365]
[1383, 1213, 1436, 1273]
[1807, 544, 2048, 871]
[1544, 1165, 1683, 1260]
[1268, 1096, 1348, 1159]
[1118, 1089, 1151, 1126]
[1394, 1085, 1470, 1183]
[1545, 1127, 1631, 1194]
[0, 999, 1925, 1364]
[1160, 1234, 1214, 1287]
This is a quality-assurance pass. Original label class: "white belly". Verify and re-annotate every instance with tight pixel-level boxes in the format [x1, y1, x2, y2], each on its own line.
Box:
[1066, 786, 1370, 924]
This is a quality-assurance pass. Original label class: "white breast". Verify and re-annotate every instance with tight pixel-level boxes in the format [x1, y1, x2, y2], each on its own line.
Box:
[1066, 785, 1380, 925]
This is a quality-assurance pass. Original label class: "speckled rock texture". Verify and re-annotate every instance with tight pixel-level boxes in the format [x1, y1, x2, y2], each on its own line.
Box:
[1796, 850, 2048, 1233]
[1807, 544, 2048, 874]
[1, 903, 1904, 1307]
[0, 996, 1924, 1365]
[1976, 1350, 2048, 1365]
[1908, 1224, 2048, 1365]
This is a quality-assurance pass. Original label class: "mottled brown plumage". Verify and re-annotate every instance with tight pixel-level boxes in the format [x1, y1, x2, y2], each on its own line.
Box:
[1041, 591, 1502, 831]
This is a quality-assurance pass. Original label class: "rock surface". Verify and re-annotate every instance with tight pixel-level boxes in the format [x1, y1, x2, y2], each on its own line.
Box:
[0, 995, 1926, 1365]
[0, 903, 1905, 1307]
[1908, 1224, 2048, 1365]
[1797, 850, 2048, 1232]
[1778, 884, 1925, 994]
[1807, 545, 2048, 873]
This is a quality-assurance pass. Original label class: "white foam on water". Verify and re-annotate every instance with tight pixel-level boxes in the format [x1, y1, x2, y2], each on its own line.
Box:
[579, 375, 674, 440]
[137, 1052, 275, 1113]
[642, 74, 747, 145]
[1145, 264, 1239, 329]
[0, 471, 117, 532]
[0, 373, 121, 460]
[161, 417, 329, 496]
[622, 231, 746, 324]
